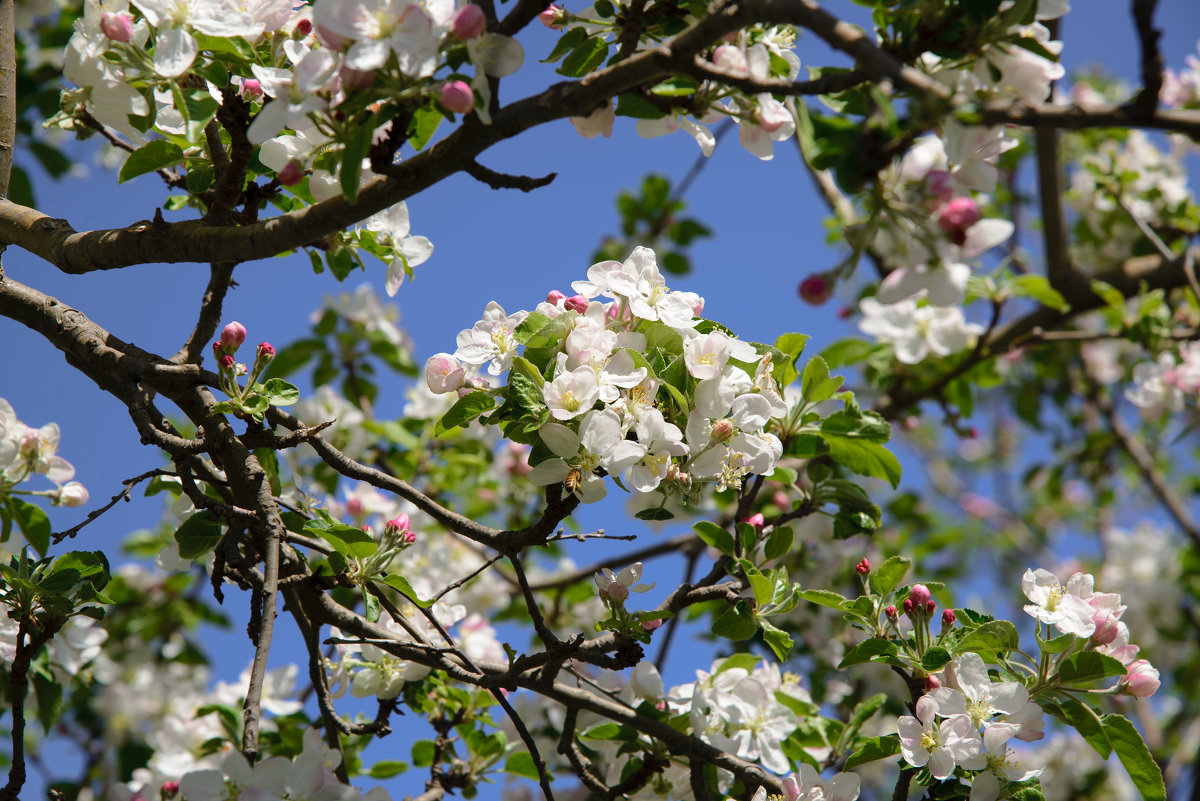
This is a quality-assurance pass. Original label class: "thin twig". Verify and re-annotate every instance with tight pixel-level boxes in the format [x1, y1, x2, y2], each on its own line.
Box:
[52, 468, 172, 543]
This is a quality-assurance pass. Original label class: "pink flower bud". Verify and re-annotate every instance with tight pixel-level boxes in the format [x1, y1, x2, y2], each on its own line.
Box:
[240, 79, 263, 100]
[798, 273, 833, 305]
[740, 513, 764, 530]
[539, 3, 564, 28]
[938, 197, 982, 246]
[691, 296, 705, 316]
[452, 3, 487, 38]
[885, 605, 898, 619]
[1091, 610, 1120, 645]
[902, 598, 914, 615]
[295, 17, 313, 36]
[925, 599, 937, 615]
[426, 353, 466, 394]
[855, 557, 870, 575]
[1123, 659, 1160, 697]
[924, 675, 942, 691]
[213, 341, 223, 359]
[546, 289, 567, 304]
[439, 80, 475, 114]
[385, 513, 410, 537]
[773, 491, 789, 510]
[345, 497, 364, 517]
[162, 781, 180, 797]
[712, 44, 749, 75]
[641, 617, 663, 631]
[942, 608, 956, 628]
[219, 354, 236, 370]
[564, 294, 589, 314]
[100, 11, 134, 42]
[837, 306, 852, 319]
[220, 321, 247, 351]
[908, 583, 931, 607]
[256, 342, 276, 363]
[277, 161, 304, 186]
[711, 418, 735, 442]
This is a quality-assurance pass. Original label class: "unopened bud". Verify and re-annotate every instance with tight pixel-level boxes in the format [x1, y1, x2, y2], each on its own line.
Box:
[855, 557, 870, 575]
[345, 497, 364, 517]
[902, 598, 914, 615]
[100, 11, 134, 41]
[220, 321, 247, 351]
[452, 3, 488, 38]
[439, 80, 475, 114]
[926, 599, 937, 615]
[924, 675, 942, 691]
[219, 354, 236, 370]
[908, 583, 931, 607]
[546, 289, 567, 304]
[925, 169, 954, 203]
[798, 273, 833, 305]
[161, 781, 181, 798]
[711, 418, 735, 442]
[942, 608, 956, 628]
[385, 513, 411, 538]
[55, 481, 89, 508]
[740, 513, 764, 530]
[426, 353, 466, 394]
[938, 197, 981, 246]
[277, 161, 304, 186]
[605, 583, 629, 602]
[773, 490, 789, 510]
[641, 617, 663, 631]
[256, 342, 276, 364]
[885, 605, 898, 619]
[539, 3, 564, 28]
[239, 79, 263, 100]
[563, 294, 589, 314]
[294, 17, 313, 36]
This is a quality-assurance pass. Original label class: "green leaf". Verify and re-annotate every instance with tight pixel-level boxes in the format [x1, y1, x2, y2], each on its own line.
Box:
[1007, 274, 1070, 311]
[9, 498, 51, 557]
[692, 521, 735, 557]
[819, 338, 877, 369]
[260, 378, 300, 406]
[368, 761, 408, 779]
[378, 574, 434, 607]
[635, 507, 675, 521]
[1056, 652, 1128, 685]
[801, 356, 843, 405]
[763, 526, 793, 562]
[558, 36, 608, 77]
[412, 740, 436, 768]
[41, 551, 110, 597]
[541, 27, 586, 62]
[711, 600, 757, 641]
[119, 140, 184, 183]
[838, 693, 887, 752]
[821, 434, 902, 488]
[174, 512, 223, 560]
[513, 313, 552, 345]
[869, 556, 910, 598]
[504, 751, 541, 780]
[615, 93, 664, 119]
[838, 637, 898, 668]
[408, 106, 444, 151]
[760, 620, 794, 660]
[1103, 714, 1165, 801]
[582, 723, 623, 740]
[843, 734, 900, 770]
[1091, 280, 1128, 316]
[435, 390, 495, 435]
[798, 588, 852, 610]
[650, 76, 700, 96]
[341, 123, 375, 203]
[172, 85, 219, 142]
[716, 653, 762, 674]
[32, 672, 64, 733]
[921, 646, 952, 673]
[364, 590, 382, 623]
[957, 620, 1020, 659]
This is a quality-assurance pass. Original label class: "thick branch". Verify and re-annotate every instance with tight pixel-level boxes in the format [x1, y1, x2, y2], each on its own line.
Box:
[0, 0, 14, 199]
[970, 100, 1200, 138]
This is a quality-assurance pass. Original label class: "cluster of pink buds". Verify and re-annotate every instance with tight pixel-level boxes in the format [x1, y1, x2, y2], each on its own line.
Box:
[213, 321, 248, 374]
[539, 3, 566, 28]
[384, 513, 417, 546]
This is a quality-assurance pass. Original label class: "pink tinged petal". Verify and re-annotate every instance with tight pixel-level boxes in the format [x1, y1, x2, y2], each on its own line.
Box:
[153, 27, 198, 78]
[739, 121, 775, 160]
[982, 722, 1020, 753]
[876, 266, 932, 304]
[385, 258, 407, 296]
[928, 687, 969, 717]
[915, 694, 940, 725]
[678, 116, 716, 156]
[970, 770, 1002, 801]
[988, 681, 1029, 715]
[45, 456, 76, 483]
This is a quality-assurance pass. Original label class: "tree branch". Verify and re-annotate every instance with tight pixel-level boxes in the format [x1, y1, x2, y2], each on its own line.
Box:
[0, 0, 14, 200]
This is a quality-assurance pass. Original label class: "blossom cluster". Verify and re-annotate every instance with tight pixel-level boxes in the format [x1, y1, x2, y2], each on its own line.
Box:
[1021, 567, 1160, 697]
[426, 246, 787, 507]
[0, 397, 88, 510]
